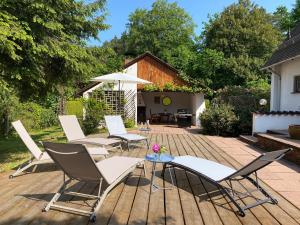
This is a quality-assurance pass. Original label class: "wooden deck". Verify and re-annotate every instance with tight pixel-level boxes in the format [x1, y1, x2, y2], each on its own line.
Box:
[1, 133, 300, 225]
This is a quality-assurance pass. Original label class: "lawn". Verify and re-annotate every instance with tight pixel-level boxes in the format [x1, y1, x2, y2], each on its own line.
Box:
[0, 126, 66, 173]
[0, 125, 138, 173]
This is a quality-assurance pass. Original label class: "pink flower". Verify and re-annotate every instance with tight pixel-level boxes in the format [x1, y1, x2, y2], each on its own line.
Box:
[152, 144, 160, 153]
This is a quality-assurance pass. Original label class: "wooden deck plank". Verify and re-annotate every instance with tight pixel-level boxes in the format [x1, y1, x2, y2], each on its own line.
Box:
[162, 133, 185, 225]
[94, 143, 139, 225]
[147, 134, 166, 225]
[126, 134, 154, 225]
[201, 135, 300, 224]
[0, 171, 64, 225]
[195, 135, 299, 225]
[183, 134, 261, 225]
[191, 134, 282, 225]
[171, 134, 204, 225]
[176, 134, 242, 225]
[107, 138, 148, 225]
[0, 132, 299, 225]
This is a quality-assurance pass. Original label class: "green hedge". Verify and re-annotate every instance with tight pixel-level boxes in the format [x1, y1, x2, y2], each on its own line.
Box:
[65, 100, 83, 119]
[15, 102, 58, 130]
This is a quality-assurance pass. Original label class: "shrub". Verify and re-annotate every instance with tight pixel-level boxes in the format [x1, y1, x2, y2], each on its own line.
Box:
[0, 81, 19, 136]
[16, 102, 58, 130]
[216, 85, 270, 134]
[82, 98, 106, 135]
[65, 100, 83, 119]
[124, 118, 135, 128]
[200, 103, 239, 136]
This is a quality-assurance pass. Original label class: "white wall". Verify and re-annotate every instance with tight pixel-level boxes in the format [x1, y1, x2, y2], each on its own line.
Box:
[192, 93, 206, 127]
[270, 73, 281, 111]
[141, 92, 205, 126]
[84, 63, 138, 123]
[279, 57, 300, 111]
[252, 113, 300, 133]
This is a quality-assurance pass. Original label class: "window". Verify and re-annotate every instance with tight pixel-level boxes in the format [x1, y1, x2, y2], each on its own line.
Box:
[294, 76, 300, 93]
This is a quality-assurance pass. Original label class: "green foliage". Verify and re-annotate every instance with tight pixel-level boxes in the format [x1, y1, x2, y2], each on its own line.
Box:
[0, 0, 109, 99]
[82, 98, 106, 135]
[273, 1, 300, 36]
[143, 83, 203, 93]
[65, 100, 83, 119]
[105, 0, 196, 72]
[124, 118, 135, 128]
[0, 80, 19, 136]
[200, 103, 239, 136]
[0, 126, 65, 172]
[216, 85, 270, 134]
[15, 102, 58, 130]
[190, 0, 282, 90]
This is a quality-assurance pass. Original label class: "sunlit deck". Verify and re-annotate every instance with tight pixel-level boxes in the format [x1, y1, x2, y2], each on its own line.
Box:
[1, 131, 299, 225]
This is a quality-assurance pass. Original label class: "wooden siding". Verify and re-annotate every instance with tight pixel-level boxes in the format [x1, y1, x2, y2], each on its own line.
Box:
[137, 55, 187, 90]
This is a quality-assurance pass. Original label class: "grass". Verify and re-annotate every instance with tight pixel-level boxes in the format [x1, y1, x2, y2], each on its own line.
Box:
[0, 125, 138, 173]
[0, 126, 66, 173]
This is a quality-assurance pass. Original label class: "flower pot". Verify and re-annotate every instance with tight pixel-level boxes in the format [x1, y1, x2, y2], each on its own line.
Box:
[288, 125, 300, 140]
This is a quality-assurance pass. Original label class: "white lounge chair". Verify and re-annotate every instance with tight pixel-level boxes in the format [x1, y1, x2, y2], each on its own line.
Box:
[10, 120, 109, 178]
[165, 148, 292, 216]
[59, 115, 122, 151]
[42, 142, 146, 222]
[104, 115, 149, 150]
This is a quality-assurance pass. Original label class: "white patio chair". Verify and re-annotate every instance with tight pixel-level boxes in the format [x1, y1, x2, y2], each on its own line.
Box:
[165, 148, 292, 217]
[10, 120, 109, 178]
[104, 115, 149, 150]
[59, 115, 122, 151]
[42, 142, 146, 222]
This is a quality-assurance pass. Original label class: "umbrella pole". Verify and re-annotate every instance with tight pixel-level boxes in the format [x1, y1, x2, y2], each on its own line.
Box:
[118, 80, 120, 116]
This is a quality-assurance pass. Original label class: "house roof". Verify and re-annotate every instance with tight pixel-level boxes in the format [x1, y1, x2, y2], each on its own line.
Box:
[76, 81, 100, 97]
[124, 52, 179, 73]
[263, 23, 300, 69]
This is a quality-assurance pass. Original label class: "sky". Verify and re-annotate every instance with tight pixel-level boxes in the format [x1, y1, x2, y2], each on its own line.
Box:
[88, 0, 295, 46]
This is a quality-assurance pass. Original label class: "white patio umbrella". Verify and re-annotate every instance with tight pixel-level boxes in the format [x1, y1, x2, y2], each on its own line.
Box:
[91, 72, 151, 112]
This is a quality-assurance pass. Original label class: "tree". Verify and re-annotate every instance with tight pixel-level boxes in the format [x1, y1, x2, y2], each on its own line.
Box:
[273, 6, 293, 35]
[109, 0, 196, 72]
[192, 0, 281, 90]
[0, 0, 109, 100]
[291, 0, 300, 25]
[273, 1, 300, 37]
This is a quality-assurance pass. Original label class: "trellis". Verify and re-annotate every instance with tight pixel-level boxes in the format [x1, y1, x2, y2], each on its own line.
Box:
[91, 90, 125, 116]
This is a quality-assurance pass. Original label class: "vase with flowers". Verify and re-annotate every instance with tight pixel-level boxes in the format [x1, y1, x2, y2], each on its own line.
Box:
[152, 144, 167, 160]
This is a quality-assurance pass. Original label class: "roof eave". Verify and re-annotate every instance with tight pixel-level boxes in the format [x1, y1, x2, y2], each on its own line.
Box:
[262, 54, 300, 71]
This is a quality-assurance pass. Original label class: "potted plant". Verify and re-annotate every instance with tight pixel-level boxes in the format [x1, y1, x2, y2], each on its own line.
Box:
[288, 125, 300, 139]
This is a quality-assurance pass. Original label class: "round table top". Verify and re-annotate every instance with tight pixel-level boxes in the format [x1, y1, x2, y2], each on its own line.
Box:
[145, 154, 174, 163]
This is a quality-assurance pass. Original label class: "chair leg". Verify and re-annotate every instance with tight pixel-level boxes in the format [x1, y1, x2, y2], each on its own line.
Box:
[146, 139, 149, 150]
[143, 163, 147, 177]
[245, 176, 278, 204]
[10, 159, 35, 178]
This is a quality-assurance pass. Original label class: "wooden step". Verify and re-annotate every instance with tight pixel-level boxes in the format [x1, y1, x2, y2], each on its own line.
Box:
[239, 135, 258, 145]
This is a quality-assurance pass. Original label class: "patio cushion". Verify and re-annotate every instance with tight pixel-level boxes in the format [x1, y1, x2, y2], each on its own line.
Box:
[172, 156, 236, 182]
[70, 137, 120, 146]
[96, 156, 143, 184]
[115, 133, 147, 141]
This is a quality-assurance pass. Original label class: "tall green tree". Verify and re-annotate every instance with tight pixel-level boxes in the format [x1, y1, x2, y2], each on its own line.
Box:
[190, 0, 281, 90]
[108, 0, 196, 72]
[0, 0, 108, 99]
[273, 1, 300, 37]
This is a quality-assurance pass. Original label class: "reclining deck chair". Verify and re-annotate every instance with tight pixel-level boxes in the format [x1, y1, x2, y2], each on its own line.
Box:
[42, 142, 145, 222]
[165, 148, 292, 217]
[59, 115, 122, 151]
[10, 120, 109, 178]
[104, 115, 149, 150]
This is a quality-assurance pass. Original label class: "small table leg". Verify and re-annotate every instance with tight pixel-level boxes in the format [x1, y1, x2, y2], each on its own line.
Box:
[150, 162, 174, 193]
